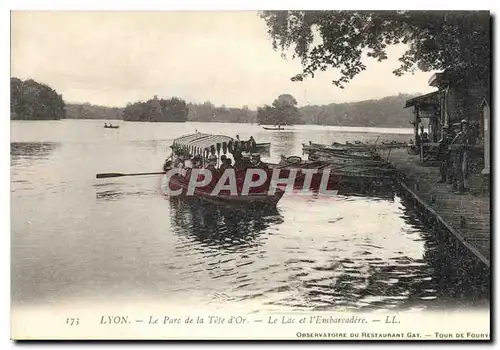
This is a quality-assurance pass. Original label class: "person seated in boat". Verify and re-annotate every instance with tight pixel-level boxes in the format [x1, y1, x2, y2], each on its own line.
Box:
[224, 157, 233, 169]
[205, 154, 217, 171]
[104, 123, 108, 127]
[172, 152, 183, 168]
[191, 155, 202, 169]
[250, 153, 268, 170]
[248, 136, 256, 152]
[163, 158, 172, 172]
[183, 154, 194, 169]
[234, 153, 251, 172]
[233, 146, 242, 162]
[219, 157, 233, 172]
[219, 155, 227, 170]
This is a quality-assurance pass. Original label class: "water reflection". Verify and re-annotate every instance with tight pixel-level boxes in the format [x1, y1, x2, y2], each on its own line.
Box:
[93, 182, 153, 201]
[270, 131, 296, 158]
[11, 121, 489, 312]
[265, 212, 489, 312]
[95, 189, 126, 201]
[10, 142, 60, 165]
[335, 180, 396, 200]
[169, 197, 284, 251]
[396, 195, 490, 309]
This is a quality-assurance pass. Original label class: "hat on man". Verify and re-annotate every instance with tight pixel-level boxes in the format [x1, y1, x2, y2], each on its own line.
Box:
[461, 119, 469, 124]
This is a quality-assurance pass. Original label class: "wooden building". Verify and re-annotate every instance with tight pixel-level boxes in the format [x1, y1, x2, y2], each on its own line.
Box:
[405, 69, 490, 174]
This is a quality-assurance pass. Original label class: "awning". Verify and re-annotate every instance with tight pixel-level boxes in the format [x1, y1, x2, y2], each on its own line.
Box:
[404, 91, 440, 108]
[173, 133, 210, 146]
[172, 133, 234, 150]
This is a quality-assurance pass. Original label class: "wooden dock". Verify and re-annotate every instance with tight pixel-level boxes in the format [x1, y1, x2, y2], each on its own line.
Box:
[379, 148, 491, 268]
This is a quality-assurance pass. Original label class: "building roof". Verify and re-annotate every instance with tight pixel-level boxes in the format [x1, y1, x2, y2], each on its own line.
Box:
[429, 72, 445, 87]
[404, 91, 440, 108]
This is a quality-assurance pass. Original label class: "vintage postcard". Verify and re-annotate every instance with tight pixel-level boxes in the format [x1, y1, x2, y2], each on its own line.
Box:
[10, 10, 491, 340]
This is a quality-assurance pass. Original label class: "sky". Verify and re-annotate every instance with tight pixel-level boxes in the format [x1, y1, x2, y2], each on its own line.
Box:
[11, 11, 436, 108]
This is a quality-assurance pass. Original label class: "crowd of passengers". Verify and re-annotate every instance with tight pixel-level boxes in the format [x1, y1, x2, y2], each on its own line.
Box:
[170, 151, 268, 174]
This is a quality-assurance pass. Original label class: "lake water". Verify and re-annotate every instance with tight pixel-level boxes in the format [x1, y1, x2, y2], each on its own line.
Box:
[10, 120, 489, 313]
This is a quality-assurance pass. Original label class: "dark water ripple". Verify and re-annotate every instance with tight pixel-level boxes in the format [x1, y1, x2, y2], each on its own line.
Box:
[10, 121, 490, 311]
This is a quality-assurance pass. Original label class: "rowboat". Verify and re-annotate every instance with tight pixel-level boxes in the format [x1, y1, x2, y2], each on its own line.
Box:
[164, 133, 286, 209]
[305, 153, 388, 168]
[165, 171, 285, 209]
[266, 161, 394, 195]
[262, 126, 289, 131]
[306, 141, 407, 152]
[304, 142, 376, 154]
[104, 125, 119, 129]
[264, 155, 393, 191]
[276, 155, 394, 179]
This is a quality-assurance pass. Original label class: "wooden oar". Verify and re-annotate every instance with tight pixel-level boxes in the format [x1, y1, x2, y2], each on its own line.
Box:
[96, 172, 166, 179]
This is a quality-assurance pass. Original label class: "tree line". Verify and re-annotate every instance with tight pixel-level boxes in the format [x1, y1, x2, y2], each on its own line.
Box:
[12, 77, 416, 127]
[299, 94, 418, 127]
[187, 101, 256, 123]
[61, 94, 420, 127]
[11, 77, 65, 120]
[122, 96, 189, 122]
[65, 103, 122, 120]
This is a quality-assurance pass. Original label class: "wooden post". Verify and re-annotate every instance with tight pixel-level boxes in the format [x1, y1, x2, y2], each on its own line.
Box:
[481, 99, 490, 176]
[414, 108, 424, 162]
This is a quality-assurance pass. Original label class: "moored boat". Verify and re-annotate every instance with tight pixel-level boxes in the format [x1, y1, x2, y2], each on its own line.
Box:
[276, 155, 394, 179]
[307, 153, 386, 166]
[271, 155, 395, 192]
[306, 141, 407, 152]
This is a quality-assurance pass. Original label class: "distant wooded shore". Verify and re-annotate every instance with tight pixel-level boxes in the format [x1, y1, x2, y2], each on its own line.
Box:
[11, 77, 418, 128]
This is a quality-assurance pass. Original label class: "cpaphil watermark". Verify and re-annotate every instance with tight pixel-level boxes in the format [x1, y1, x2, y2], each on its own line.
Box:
[159, 168, 339, 197]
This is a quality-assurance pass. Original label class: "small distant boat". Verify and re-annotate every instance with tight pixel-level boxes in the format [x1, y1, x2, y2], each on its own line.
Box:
[262, 126, 288, 131]
[104, 124, 119, 129]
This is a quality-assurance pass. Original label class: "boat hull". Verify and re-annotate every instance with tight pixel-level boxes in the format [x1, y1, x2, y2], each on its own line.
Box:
[268, 161, 394, 192]
[164, 171, 285, 209]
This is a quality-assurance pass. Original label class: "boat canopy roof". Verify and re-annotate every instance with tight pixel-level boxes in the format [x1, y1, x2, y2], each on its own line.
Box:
[172, 133, 235, 155]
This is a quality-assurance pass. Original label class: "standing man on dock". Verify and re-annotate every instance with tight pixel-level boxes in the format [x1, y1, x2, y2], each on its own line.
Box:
[449, 119, 470, 193]
[437, 125, 453, 184]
